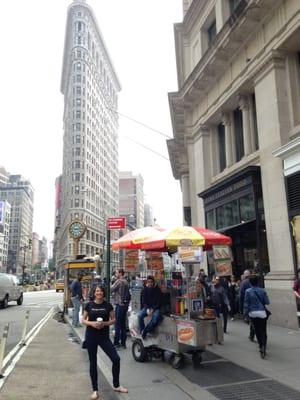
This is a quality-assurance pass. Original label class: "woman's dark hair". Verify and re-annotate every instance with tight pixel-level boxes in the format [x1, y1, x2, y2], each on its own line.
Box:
[91, 284, 106, 299]
[147, 275, 155, 282]
[249, 275, 259, 286]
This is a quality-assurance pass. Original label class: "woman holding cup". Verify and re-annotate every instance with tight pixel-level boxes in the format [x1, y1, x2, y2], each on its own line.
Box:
[82, 285, 128, 400]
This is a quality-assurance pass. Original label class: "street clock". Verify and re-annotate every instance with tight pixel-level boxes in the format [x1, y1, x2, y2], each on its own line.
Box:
[69, 221, 86, 240]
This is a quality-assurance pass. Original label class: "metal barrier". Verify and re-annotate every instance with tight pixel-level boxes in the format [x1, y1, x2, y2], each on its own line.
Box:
[20, 310, 30, 346]
[0, 324, 9, 379]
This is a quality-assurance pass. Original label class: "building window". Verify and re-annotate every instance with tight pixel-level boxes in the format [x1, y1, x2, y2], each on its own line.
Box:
[207, 19, 216, 45]
[218, 123, 226, 172]
[239, 194, 255, 222]
[233, 108, 244, 161]
[229, 0, 241, 15]
[206, 210, 216, 230]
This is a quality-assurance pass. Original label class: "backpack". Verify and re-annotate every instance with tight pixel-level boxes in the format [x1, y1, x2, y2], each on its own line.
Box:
[121, 283, 131, 305]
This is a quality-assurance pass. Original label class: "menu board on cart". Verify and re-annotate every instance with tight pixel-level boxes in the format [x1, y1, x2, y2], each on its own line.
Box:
[146, 251, 164, 270]
[176, 320, 196, 346]
[124, 249, 139, 272]
[213, 245, 232, 276]
[178, 246, 203, 263]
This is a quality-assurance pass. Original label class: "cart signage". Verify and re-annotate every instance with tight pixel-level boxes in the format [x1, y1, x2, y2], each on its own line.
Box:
[213, 245, 232, 276]
[213, 245, 231, 260]
[178, 246, 203, 263]
[124, 249, 139, 272]
[107, 217, 126, 230]
[145, 251, 164, 270]
[176, 320, 196, 346]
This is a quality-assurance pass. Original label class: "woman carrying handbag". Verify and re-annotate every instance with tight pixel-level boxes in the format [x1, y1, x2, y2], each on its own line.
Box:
[243, 275, 271, 359]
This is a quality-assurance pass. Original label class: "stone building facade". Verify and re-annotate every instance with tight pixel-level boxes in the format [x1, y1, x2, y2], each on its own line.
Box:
[168, 0, 300, 328]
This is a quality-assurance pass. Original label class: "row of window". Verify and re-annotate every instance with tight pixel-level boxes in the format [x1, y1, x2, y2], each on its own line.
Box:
[218, 94, 258, 172]
[206, 193, 256, 230]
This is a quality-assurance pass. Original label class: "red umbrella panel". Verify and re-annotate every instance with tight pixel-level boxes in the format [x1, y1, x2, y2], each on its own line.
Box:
[139, 226, 232, 252]
[111, 226, 166, 250]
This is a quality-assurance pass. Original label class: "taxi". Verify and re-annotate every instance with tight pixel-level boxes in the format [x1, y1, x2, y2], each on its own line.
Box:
[55, 278, 64, 292]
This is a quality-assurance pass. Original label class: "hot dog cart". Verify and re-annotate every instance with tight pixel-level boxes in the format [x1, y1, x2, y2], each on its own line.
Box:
[112, 225, 232, 369]
[128, 260, 223, 369]
[63, 259, 97, 313]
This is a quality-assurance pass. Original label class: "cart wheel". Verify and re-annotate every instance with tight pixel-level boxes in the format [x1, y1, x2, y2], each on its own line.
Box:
[192, 352, 202, 367]
[132, 339, 148, 362]
[170, 354, 184, 369]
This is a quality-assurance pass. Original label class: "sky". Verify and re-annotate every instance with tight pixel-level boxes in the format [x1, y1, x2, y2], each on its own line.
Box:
[0, 0, 183, 245]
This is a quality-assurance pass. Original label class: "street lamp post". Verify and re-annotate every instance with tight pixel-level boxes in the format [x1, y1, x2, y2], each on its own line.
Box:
[20, 244, 31, 285]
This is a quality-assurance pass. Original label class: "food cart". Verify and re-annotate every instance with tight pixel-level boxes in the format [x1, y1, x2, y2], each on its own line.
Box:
[63, 259, 97, 313]
[112, 226, 232, 369]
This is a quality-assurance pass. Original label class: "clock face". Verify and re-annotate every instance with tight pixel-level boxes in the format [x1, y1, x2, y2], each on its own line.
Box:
[69, 221, 85, 239]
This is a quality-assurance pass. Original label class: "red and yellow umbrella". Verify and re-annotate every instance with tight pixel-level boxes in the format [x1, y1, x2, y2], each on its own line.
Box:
[139, 226, 232, 251]
[111, 226, 166, 250]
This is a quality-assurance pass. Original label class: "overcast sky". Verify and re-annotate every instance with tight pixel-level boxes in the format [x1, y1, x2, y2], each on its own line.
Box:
[0, 0, 183, 246]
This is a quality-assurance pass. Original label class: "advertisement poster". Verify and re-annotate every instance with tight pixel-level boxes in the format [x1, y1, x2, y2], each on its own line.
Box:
[146, 258, 164, 270]
[176, 320, 196, 346]
[178, 246, 203, 263]
[213, 245, 231, 260]
[215, 259, 232, 276]
[145, 251, 164, 270]
[124, 250, 139, 272]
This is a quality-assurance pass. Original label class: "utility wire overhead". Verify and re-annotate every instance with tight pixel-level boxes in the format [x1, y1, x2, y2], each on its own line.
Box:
[122, 136, 170, 161]
[108, 107, 172, 139]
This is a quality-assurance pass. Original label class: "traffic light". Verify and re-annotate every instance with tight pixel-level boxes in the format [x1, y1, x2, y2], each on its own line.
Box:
[28, 238, 32, 249]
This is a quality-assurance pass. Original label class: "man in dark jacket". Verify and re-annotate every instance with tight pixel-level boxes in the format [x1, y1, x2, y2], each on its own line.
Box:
[138, 275, 162, 339]
[211, 276, 230, 333]
[70, 272, 84, 327]
[239, 269, 255, 341]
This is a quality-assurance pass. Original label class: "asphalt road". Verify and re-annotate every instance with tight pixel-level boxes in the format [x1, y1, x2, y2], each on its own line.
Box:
[0, 289, 63, 357]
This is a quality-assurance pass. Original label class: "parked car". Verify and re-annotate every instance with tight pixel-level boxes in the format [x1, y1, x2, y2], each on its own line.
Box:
[55, 278, 64, 292]
[0, 273, 24, 308]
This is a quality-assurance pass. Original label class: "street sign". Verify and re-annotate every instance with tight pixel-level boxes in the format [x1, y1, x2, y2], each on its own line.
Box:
[107, 217, 126, 230]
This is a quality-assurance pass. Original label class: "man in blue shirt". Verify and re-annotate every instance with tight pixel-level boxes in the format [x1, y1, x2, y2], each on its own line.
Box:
[70, 272, 84, 327]
[239, 269, 255, 341]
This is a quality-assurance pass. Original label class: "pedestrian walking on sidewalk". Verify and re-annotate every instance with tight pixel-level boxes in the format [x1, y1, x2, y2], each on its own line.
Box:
[239, 270, 256, 341]
[70, 272, 84, 328]
[228, 275, 239, 320]
[243, 275, 270, 359]
[211, 276, 230, 333]
[111, 268, 131, 349]
[82, 285, 128, 400]
[293, 268, 300, 313]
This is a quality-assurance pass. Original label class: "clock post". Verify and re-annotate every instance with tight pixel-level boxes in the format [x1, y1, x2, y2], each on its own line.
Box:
[69, 221, 86, 259]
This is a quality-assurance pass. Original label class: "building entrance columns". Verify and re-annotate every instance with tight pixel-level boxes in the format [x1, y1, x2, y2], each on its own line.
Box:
[239, 95, 252, 156]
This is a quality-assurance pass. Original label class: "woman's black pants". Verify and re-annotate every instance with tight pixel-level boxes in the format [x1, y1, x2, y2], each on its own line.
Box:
[251, 317, 267, 349]
[87, 337, 120, 391]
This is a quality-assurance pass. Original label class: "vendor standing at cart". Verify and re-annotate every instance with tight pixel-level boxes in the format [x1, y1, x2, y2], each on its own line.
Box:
[211, 276, 230, 333]
[138, 275, 162, 339]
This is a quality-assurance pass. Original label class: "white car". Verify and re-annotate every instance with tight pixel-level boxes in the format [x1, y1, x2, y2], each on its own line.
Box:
[0, 273, 24, 308]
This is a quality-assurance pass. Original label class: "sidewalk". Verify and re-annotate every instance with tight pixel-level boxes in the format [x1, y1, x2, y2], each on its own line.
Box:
[68, 315, 300, 400]
[207, 318, 300, 392]
[67, 316, 217, 400]
[0, 315, 117, 400]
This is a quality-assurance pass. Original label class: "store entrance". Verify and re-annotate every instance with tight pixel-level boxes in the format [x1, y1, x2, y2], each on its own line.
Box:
[224, 220, 269, 280]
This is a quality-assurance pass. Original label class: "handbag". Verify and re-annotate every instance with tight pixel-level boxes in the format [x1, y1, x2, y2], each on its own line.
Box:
[252, 289, 272, 319]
